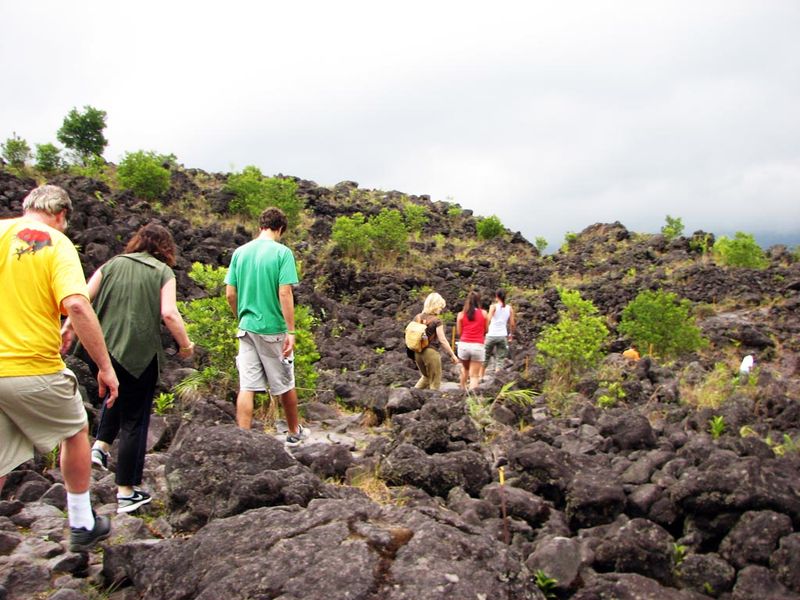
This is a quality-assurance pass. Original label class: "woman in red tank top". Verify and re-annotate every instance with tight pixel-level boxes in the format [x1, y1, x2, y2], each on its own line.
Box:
[456, 291, 488, 391]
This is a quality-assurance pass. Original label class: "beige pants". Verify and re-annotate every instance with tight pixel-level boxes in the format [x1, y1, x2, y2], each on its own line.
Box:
[414, 347, 442, 390]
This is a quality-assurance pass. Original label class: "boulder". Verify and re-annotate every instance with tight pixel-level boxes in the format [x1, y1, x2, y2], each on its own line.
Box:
[103, 498, 546, 599]
[718, 510, 794, 568]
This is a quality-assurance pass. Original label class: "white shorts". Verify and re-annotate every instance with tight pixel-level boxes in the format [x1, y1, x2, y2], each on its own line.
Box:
[236, 330, 295, 396]
[457, 342, 486, 362]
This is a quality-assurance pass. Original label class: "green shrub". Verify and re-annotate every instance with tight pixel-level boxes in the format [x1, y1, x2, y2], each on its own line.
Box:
[225, 166, 302, 228]
[68, 154, 111, 183]
[179, 262, 319, 401]
[1, 133, 31, 168]
[661, 215, 684, 240]
[476, 215, 504, 240]
[536, 288, 608, 379]
[535, 236, 548, 254]
[117, 150, 171, 200]
[618, 289, 707, 359]
[331, 213, 371, 259]
[369, 208, 407, 257]
[57, 105, 108, 163]
[34, 143, 64, 172]
[447, 206, 462, 218]
[560, 231, 578, 252]
[293, 305, 320, 399]
[179, 264, 238, 398]
[713, 232, 767, 269]
[403, 202, 428, 233]
[709, 415, 726, 439]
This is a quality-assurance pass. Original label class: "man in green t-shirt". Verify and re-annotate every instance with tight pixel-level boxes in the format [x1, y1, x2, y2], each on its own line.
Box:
[225, 207, 306, 446]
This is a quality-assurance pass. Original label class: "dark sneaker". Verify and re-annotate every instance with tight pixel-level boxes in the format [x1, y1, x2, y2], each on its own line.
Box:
[91, 447, 109, 470]
[285, 425, 309, 447]
[117, 490, 152, 514]
[69, 514, 111, 552]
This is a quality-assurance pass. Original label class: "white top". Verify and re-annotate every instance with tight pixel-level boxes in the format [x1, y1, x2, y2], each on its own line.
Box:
[739, 354, 754, 375]
[487, 303, 512, 337]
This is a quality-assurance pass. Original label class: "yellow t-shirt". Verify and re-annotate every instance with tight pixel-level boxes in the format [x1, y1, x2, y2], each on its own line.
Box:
[0, 217, 89, 376]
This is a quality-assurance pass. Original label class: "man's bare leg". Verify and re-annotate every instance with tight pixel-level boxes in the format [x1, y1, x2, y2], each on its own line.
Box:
[236, 390, 255, 429]
[280, 388, 299, 434]
[60, 425, 91, 494]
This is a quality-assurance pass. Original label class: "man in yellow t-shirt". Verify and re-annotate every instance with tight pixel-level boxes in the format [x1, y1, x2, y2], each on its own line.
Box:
[0, 185, 119, 552]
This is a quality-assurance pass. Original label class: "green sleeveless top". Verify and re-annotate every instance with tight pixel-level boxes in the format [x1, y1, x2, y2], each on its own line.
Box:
[80, 252, 174, 378]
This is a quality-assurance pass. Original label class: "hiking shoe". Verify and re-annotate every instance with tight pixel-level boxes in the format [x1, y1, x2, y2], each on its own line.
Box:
[117, 489, 152, 514]
[91, 447, 109, 470]
[285, 425, 309, 447]
[69, 514, 111, 552]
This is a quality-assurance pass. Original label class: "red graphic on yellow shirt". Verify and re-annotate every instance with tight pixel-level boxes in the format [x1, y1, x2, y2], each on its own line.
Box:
[15, 228, 52, 258]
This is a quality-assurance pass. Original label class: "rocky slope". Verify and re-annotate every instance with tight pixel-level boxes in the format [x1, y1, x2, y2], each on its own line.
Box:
[1, 167, 799, 600]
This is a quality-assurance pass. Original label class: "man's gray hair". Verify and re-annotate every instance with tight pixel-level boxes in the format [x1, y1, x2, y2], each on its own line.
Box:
[22, 185, 73, 217]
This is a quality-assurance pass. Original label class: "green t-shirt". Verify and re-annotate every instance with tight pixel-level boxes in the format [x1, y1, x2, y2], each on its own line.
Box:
[225, 238, 299, 335]
[80, 252, 174, 377]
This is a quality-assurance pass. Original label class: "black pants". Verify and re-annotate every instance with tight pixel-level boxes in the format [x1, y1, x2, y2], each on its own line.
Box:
[92, 357, 158, 488]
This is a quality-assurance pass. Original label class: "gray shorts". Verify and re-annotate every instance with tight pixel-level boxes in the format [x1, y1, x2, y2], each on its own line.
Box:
[457, 341, 486, 362]
[236, 330, 295, 396]
[0, 369, 88, 477]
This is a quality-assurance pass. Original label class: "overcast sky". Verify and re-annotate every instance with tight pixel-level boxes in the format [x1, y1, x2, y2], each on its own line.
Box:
[2, 1, 799, 248]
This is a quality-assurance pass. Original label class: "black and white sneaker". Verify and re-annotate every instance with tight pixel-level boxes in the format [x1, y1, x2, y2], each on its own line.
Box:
[91, 447, 109, 470]
[285, 425, 309, 448]
[117, 490, 152, 514]
[69, 514, 111, 552]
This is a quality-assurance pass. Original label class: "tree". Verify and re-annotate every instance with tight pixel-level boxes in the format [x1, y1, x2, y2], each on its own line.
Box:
[34, 143, 64, 172]
[661, 215, 684, 240]
[713, 232, 768, 269]
[117, 150, 171, 200]
[618, 289, 707, 359]
[57, 105, 108, 163]
[1, 133, 31, 168]
[225, 166, 302, 228]
[536, 288, 609, 377]
[535, 236, 548, 255]
[476, 215, 504, 240]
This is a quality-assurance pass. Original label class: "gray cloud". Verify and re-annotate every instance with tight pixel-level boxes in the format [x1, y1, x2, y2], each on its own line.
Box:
[2, 0, 798, 248]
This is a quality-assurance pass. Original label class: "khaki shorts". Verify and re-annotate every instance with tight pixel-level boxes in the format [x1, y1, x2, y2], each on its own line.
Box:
[0, 369, 88, 477]
[236, 330, 295, 396]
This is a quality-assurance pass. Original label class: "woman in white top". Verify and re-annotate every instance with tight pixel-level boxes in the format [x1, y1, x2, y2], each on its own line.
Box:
[481, 289, 515, 379]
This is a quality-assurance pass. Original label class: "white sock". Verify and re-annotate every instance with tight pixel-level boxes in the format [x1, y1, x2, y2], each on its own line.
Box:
[67, 491, 95, 530]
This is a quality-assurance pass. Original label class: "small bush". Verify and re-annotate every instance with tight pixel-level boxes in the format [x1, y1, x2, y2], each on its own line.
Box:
[1, 133, 31, 168]
[117, 150, 171, 200]
[536, 288, 608, 379]
[618, 289, 707, 359]
[369, 208, 407, 258]
[661, 215, 684, 240]
[476, 215, 504, 240]
[226, 166, 302, 228]
[34, 143, 64, 172]
[331, 213, 371, 259]
[534, 236, 548, 254]
[713, 232, 767, 269]
[403, 202, 428, 233]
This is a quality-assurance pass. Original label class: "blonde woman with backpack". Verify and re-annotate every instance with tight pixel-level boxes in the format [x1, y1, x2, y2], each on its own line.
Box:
[411, 292, 458, 390]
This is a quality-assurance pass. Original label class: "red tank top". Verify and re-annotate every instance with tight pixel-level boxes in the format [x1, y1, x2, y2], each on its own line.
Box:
[460, 310, 486, 344]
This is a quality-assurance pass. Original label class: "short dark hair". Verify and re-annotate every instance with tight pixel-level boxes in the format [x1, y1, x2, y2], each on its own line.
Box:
[259, 207, 288, 233]
[125, 222, 177, 266]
